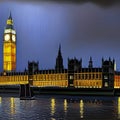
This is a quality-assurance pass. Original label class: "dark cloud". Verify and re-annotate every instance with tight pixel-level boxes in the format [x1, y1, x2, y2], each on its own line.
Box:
[2, 0, 120, 7]
[88, 0, 120, 7]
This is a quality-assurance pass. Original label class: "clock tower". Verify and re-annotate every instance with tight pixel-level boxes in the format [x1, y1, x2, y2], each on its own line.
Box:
[3, 13, 16, 71]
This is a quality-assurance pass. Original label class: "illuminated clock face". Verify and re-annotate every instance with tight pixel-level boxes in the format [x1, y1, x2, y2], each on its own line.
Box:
[12, 35, 16, 42]
[4, 34, 10, 41]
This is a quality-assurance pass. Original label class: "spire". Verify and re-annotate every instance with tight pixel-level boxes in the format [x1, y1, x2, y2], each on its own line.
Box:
[6, 12, 14, 29]
[113, 58, 115, 63]
[58, 44, 62, 57]
[55, 44, 64, 72]
[59, 43, 61, 51]
[90, 56, 92, 61]
[88, 56, 93, 68]
[109, 57, 111, 61]
[102, 57, 104, 62]
[80, 58, 82, 68]
[8, 11, 12, 20]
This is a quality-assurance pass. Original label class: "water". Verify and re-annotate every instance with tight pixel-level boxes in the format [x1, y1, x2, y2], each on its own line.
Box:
[0, 94, 119, 120]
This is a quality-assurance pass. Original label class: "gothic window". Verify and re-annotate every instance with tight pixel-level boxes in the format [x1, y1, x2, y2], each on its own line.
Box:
[70, 75, 73, 80]
[96, 74, 98, 79]
[104, 75, 108, 79]
[105, 82, 108, 87]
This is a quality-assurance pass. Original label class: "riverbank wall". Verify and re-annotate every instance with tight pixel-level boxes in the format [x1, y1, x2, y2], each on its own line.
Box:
[0, 86, 120, 96]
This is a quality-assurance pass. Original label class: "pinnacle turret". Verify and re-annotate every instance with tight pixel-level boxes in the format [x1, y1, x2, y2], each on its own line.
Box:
[88, 56, 93, 68]
[55, 44, 64, 72]
[8, 12, 12, 20]
[6, 12, 14, 29]
[58, 44, 62, 58]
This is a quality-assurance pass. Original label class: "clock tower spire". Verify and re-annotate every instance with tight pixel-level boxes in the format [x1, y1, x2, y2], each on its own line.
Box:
[3, 12, 16, 71]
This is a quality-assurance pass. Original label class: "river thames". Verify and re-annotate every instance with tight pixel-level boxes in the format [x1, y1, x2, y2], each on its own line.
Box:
[0, 95, 120, 120]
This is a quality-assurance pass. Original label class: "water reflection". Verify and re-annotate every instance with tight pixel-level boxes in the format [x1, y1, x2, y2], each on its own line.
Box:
[80, 99, 84, 118]
[10, 97, 15, 115]
[0, 97, 2, 104]
[0, 96, 119, 120]
[51, 98, 56, 116]
[118, 97, 120, 119]
[64, 99, 67, 113]
[0, 97, 2, 109]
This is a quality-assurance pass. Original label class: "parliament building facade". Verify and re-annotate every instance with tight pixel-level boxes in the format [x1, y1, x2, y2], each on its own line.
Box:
[1, 13, 120, 89]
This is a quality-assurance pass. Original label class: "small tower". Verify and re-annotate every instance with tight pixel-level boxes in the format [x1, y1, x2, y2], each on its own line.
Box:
[28, 61, 39, 75]
[88, 57, 93, 68]
[102, 58, 114, 88]
[3, 12, 16, 71]
[68, 58, 82, 87]
[55, 44, 64, 72]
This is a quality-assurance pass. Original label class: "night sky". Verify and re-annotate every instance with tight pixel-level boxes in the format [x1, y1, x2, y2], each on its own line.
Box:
[0, 0, 120, 71]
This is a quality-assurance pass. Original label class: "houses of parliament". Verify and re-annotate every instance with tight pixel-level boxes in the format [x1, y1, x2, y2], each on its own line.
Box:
[1, 13, 120, 89]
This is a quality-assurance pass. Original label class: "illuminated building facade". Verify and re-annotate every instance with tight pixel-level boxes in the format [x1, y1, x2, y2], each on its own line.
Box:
[1, 13, 120, 90]
[114, 72, 120, 88]
[3, 13, 16, 72]
[27, 48, 115, 89]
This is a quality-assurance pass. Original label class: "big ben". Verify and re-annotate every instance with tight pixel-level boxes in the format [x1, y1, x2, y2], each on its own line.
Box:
[3, 13, 16, 71]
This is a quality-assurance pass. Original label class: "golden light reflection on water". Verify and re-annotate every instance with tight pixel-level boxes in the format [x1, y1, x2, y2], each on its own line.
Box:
[118, 97, 120, 119]
[10, 97, 15, 115]
[80, 99, 84, 118]
[51, 98, 56, 116]
[0, 97, 2, 104]
[64, 99, 67, 112]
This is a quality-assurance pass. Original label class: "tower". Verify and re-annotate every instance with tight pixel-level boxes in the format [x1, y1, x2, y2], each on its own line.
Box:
[102, 58, 114, 88]
[88, 57, 93, 68]
[28, 61, 39, 75]
[68, 58, 82, 87]
[3, 13, 16, 71]
[55, 44, 64, 72]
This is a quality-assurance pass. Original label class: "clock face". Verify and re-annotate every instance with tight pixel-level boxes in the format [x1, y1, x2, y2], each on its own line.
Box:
[4, 34, 10, 41]
[12, 35, 16, 42]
